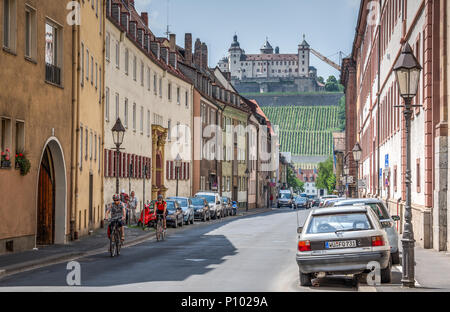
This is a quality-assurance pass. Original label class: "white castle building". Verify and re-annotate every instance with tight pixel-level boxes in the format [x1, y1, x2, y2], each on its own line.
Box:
[219, 34, 312, 79]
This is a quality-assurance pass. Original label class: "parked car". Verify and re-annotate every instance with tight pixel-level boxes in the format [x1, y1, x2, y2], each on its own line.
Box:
[168, 197, 194, 225]
[319, 195, 339, 207]
[296, 206, 392, 286]
[195, 191, 223, 219]
[189, 197, 211, 222]
[222, 197, 232, 217]
[294, 197, 308, 209]
[321, 197, 347, 208]
[311, 197, 321, 207]
[165, 200, 184, 228]
[306, 195, 316, 208]
[278, 190, 294, 208]
[334, 198, 401, 264]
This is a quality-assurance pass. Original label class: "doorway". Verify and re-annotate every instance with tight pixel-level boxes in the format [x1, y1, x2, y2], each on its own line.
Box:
[37, 146, 55, 245]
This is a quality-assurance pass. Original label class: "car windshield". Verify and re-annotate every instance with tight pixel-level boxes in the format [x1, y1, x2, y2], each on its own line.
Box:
[296, 198, 306, 202]
[280, 193, 291, 199]
[306, 212, 373, 234]
[190, 198, 204, 206]
[166, 201, 176, 211]
[198, 195, 215, 203]
[222, 198, 228, 203]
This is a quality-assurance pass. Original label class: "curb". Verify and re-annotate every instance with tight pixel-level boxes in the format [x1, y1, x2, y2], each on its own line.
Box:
[0, 231, 156, 280]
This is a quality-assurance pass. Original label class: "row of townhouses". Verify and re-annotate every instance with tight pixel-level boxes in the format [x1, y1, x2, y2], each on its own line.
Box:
[0, 0, 279, 254]
[341, 0, 450, 252]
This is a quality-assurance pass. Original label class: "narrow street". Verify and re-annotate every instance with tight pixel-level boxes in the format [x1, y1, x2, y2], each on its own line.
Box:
[0, 208, 366, 292]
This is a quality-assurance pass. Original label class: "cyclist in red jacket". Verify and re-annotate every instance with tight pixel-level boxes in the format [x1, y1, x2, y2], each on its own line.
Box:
[156, 195, 167, 230]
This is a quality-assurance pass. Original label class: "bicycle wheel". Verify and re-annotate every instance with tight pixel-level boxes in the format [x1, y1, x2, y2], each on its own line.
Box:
[115, 229, 121, 256]
[110, 230, 115, 257]
[156, 219, 161, 242]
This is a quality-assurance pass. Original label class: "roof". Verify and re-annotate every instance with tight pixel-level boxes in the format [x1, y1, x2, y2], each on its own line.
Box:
[249, 99, 275, 136]
[311, 206, 368, 216]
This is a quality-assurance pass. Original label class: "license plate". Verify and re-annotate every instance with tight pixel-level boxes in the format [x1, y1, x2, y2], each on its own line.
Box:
[325, 240, 357, 249]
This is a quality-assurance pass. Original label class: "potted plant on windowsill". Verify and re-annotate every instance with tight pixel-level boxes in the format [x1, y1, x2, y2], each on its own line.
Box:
[1, 148, 11, 168]
[15, 152, 31, 176]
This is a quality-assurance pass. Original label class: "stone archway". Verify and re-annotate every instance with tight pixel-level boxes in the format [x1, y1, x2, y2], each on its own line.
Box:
[36, 139, 67, 245]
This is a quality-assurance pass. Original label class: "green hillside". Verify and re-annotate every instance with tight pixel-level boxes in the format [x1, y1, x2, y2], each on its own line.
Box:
[261, 106, 340, 156]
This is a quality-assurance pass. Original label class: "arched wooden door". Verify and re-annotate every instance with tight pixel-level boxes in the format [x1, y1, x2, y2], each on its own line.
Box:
[37, 147, 55, 245]
[156, 153, 162, 189]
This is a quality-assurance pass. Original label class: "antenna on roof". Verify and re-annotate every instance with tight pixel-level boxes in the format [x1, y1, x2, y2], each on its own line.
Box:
[165, 0, 171, 38]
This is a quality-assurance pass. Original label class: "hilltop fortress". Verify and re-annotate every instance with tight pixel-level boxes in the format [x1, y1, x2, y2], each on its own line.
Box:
[217, 35, 323, 94]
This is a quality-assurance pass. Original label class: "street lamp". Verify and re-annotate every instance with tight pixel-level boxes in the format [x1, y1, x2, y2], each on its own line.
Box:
[344, 164, 349, 198]
[175, 154, 182, 197]
[245, 168, 250, 212]
[352, 142, 362, 199]
[393, 42, 422, 288]
[112, 118, 126, 194]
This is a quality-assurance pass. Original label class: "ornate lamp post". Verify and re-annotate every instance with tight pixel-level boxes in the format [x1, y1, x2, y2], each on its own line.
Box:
[344, 164, 350, 198]
[352, 142, 362, 199]
[112, 118, 126, 195]
[175, 154, 182, 197]
[393, 42, 422, 288]
[245, 168, 250, 212]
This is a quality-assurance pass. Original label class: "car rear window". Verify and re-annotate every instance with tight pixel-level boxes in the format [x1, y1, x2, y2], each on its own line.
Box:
[190, 198, 204, 205]
[171, 198, 188, 207]
[197, 195, 215, 203]
[306, 213, 373, 234]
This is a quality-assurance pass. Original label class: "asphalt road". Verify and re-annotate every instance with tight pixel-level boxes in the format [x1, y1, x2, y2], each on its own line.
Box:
[0, 208, 364, 292]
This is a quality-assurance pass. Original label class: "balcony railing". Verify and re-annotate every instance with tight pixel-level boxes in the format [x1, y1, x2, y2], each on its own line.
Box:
[46, 63, 61, 85]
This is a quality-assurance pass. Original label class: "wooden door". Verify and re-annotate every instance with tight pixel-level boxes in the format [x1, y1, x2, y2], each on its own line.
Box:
[89, 173, 93, 226]
[37, 148, 55, 245]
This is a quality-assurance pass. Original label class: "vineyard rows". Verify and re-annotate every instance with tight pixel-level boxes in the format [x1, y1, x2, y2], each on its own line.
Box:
[261, 106, 339, 156]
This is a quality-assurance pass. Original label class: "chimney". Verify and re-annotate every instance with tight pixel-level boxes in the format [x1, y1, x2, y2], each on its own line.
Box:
[194, 39, 202, 68]
[141, 12, 149, 27]
[120, 12, 129, 32]
[169, 34, 176, 52]
[184, 33, 192, 66]
[201, 43, 208, 70]
[150, 41, 160, 59]
[169, 52, 177, 69]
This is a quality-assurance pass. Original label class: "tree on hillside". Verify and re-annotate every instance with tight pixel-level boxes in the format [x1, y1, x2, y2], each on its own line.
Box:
[325, 75, 344, 92]
[317, 76, 325, 84]
[287, 166, 305, 193]
[316, 157, 336, 194]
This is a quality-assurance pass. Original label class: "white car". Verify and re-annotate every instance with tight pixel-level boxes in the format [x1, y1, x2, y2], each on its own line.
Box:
[195, 192, 223, 219]
[296, 206, 392, 286]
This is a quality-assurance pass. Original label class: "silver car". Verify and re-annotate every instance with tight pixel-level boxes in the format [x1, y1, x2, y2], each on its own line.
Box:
[296, 206, 391, 286]
[334, 198, 400, 265]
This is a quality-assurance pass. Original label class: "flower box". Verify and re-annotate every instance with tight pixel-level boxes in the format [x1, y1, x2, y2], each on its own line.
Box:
[1, 160, 11, 168]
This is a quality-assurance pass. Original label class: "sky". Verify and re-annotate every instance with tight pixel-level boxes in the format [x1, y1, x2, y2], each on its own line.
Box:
[135, 0, 361, 80]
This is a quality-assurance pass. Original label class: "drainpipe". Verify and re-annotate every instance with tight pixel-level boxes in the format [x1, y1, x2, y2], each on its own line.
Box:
[101, 0, 106, 226]
[70, 1, 81, 241]
[377, 0, 381, 198]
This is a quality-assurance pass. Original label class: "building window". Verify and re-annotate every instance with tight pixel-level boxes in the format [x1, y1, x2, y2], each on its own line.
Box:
[79, 125, 83, 169]
[105, 87, 110, 121]
[147, 67, 151, 91]
[105, 33, 110, 61]
[177, 87, 180, 104]
[95, 62, 98, 89]
[168, 82, 172, 101]
[159, 78, 162, 97]
[15, 120, 25, 154]
[45, 22, 62, 85]
[133, 55, 137, 81]
[3, 0, 16, 51]
[86, 49, 89, 81]
[124, 98, 128, 128]
[25, 5, 36, 60]
[147, 110, 151, 136]
[154, 74, 157, 94]
[91, 55, 94, 84]
[416, 159, 421, 193]
[185, 91, 189, 108]
[140, 106, 144, 134]
[132, 103, 136, 131]
[0, 118, 12, 156]
[167, 119, 171, 142]
[124, 48, 129, 75]
[140, 61, 144, 86]
[81, 43, 84, 86]
[115, 42, 120, 68]
[115, 93, 119, 121]
[85, 128, 88, 160]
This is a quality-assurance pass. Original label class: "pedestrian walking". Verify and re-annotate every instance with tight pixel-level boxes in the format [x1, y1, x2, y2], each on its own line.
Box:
[128, 191, 139, 224]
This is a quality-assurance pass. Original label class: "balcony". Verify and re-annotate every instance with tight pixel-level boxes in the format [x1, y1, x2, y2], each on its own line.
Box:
[45, 63, 61, 86]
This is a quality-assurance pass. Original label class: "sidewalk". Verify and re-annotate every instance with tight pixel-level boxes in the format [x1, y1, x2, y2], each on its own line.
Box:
[0, 207, 273, 280]
[363, 242, 450, 292]
[0, 225, 155, 279]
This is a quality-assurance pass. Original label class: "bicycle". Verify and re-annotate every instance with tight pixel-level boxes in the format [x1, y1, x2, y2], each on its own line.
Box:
[156, 214, 166, 242]
[108, 217, 122, 257]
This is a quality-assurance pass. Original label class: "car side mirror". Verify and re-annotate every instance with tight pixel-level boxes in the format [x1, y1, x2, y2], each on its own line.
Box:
[297, 227, 303, 234]
[392, 215, 400, 222]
